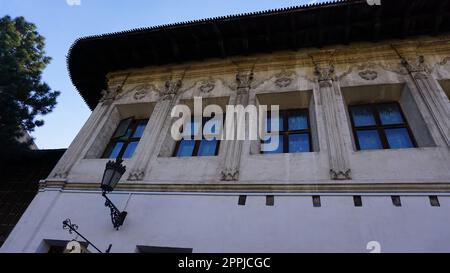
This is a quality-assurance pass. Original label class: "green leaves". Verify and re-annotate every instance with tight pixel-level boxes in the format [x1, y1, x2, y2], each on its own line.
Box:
[0, 15, 60, 152]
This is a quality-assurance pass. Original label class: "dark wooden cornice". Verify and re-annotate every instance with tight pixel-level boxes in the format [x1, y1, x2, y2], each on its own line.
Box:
[67, 0, 450, 109]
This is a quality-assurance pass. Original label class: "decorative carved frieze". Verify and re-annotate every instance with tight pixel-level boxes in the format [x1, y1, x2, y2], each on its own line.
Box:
[358, 70, 378, 81]
[198, 80, 215, 94]
[221, 168, 240, 182]
[274, 71, 294, 88]
[132, 84, 150, 100]
[127, 170, 145, 181]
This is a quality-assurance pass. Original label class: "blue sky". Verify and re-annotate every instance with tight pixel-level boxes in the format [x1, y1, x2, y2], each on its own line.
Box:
[1, 0, 323, 149]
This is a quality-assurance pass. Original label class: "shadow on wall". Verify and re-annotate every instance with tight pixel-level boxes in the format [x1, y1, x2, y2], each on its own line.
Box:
[0, 149, 66, 247]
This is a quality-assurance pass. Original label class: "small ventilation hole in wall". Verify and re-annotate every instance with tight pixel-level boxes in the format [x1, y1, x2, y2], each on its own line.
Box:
[391, 196, 402, 207]
[312, 196, 321, 207]
[238, 195, 246, 206]
[430, 196, 440, 207]
[353, 196, 362, 207]
[266, 196, 274, 206]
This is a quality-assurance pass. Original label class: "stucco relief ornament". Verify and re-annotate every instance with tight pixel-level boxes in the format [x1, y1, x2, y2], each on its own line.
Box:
[160, 80, 182, 101]
[198, 80, 215, 94]
[358, 70, 378, 81]
[330, 168, 351, 180]
[53, 170, 69, 179]
[314, 64, 336, 88]
[132, 84, 150, 100]
[274, 71, 294, 88]
[221, 168, 239, 181]
[128, 169, 145, 181]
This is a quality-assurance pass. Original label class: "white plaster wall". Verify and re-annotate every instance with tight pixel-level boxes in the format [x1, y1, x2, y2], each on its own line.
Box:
[2, 190, 450, 253]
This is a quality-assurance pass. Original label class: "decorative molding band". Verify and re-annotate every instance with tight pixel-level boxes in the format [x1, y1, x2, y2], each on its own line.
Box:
[47, 182, 450, 193]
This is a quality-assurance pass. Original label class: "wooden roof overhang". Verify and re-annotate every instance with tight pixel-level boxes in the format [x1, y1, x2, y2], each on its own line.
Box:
[67, 0, 450, 109]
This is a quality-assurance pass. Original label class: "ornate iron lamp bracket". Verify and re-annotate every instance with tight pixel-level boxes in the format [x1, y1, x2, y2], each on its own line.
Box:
[62, 219, 112, 253]
[102, 192, 127, 230]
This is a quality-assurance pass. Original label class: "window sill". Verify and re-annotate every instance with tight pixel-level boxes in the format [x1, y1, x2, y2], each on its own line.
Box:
[250, 151, 319, 158]
[352, 146, 439, 154]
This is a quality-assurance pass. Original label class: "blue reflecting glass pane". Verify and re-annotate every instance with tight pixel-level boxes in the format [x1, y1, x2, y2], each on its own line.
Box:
[262, 135, 284, 154]
[351, 106, 376, 127]
[109, 142, 124, 158]
[176, 140, 195, 157]
[377, 104, 404, 125]
[356, 130, 382, 150]
[198, 140, 218, 156]
[132, 123, 147, 138]
[267, 115, 283, 132]
[385, 128, 413, 149]
[288, 112, 308, 130]
[191, 120, 201, 136]
[122, 141, 139, 158]
[289, 134, 310, 153]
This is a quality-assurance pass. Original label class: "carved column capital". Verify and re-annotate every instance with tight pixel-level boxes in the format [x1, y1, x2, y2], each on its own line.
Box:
[160, 79, 182, 101]
[314, 64, 336, 81]
[314, 64, 336, 88]
[401, 55, 450, 148]
[99, 87, 120, 105]
[401, 55, 429, 74]
[236, 71, 254, 90]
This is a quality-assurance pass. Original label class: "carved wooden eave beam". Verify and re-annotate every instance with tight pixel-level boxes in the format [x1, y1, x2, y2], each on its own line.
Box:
[211, 22, 226, 58]
[237, 20, 249, 56]
[344, 4, 352, 45]
[316, 10, 324, 48]
[401, 1, 418, 39]
[372, 4, 383, 42]
[188, 26, 202, 60]
[140, 32, 159, 66]
[163, 29, 181, 63]
[264, 19, 273, 53]
[433, 0, 449, 35]
[289, 13, 297, 50]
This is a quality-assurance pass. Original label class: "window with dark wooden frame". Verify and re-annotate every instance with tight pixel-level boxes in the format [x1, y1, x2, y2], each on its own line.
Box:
[173, 116, 221, 157]
[348, 102, 417, 151]
[261, 109, 312, 154]
[102, 117, 149, 159]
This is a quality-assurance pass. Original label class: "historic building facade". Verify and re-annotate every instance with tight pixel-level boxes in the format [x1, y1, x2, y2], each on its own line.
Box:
[2, 0, 450, 252]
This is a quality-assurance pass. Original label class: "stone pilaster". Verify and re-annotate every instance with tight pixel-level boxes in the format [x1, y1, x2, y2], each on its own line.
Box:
[401, 56, 450, 148]
[49, 101, 112, 180]
[219, 71, 253, 181]
[127, 80, 182, 181]
[315, 64, 352, 180]
[49, 75, 129, 180]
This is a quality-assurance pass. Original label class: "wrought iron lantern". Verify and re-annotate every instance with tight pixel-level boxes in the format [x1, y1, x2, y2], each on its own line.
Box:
[101, 159, 127, 230]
